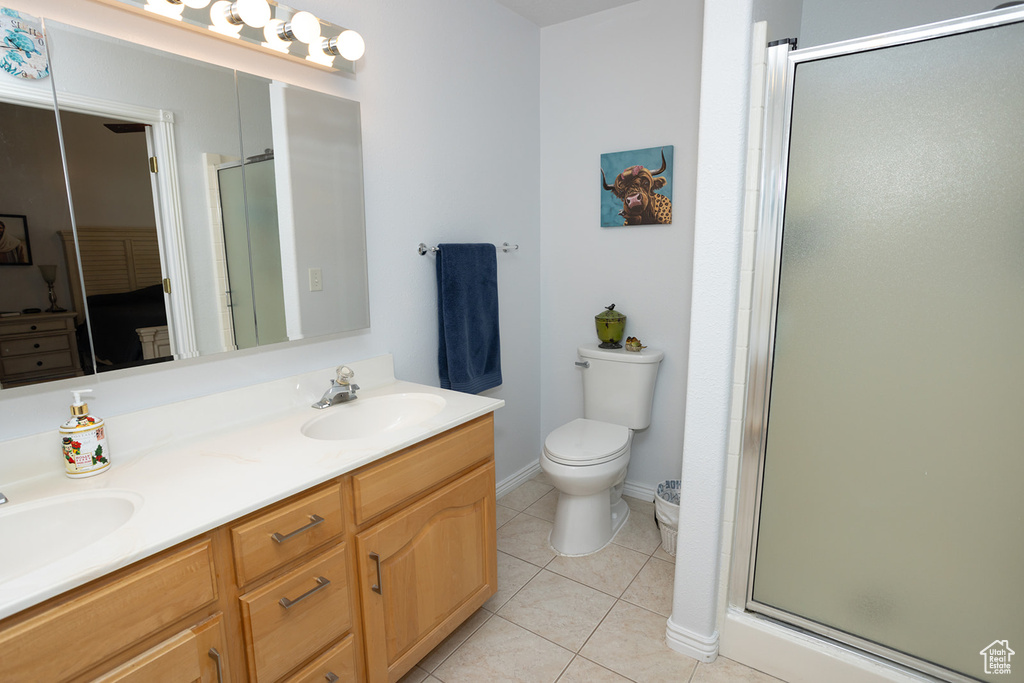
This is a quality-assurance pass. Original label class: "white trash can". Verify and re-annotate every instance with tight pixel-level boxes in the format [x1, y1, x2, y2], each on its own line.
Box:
[655, 479, 681, 556]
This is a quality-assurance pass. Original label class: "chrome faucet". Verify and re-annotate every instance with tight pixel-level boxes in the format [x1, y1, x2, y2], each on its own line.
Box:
[0, 491, 7, 505]
[312, 365, 360, 409]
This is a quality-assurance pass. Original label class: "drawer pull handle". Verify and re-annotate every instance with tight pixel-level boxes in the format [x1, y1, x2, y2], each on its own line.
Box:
[370, 551, 383, 595]
[30, 325, 37, 330]
[325, 674, 339, 682]
[36, 360, 43, 367]
[279, 576, 330, 609]
[33, 343, 40, 348]
[208, 647, 224, 683]
[271, 513, 325, 543]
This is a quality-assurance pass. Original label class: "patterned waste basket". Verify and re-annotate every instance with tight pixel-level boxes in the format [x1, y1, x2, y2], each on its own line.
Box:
[655, 479, 681, 555]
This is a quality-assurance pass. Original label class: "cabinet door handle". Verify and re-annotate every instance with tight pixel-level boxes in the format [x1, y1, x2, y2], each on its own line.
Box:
[208, 647, 224, 683]
[325, 674, 339, 682]
[370, 551, 383, 595]
[271, 513, 325, 543]
[279, 576, 330, 609]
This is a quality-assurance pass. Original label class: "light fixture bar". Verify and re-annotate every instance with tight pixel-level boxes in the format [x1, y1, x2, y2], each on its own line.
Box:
[117, 0, 362, 74]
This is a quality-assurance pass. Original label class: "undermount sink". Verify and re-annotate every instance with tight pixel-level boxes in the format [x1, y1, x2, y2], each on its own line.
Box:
[0, 490, 141, 582]
[302, 392, 447, 441]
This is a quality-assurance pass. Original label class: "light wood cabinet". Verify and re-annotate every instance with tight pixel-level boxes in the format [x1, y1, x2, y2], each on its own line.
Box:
[357, 461, 497, 683]
[94, 613, 231, 683]
[0, 413, 496, 683]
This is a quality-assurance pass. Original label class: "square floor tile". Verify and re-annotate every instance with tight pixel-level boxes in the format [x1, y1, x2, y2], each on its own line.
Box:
[546, 542, 648, 597]
[417, 608, 491, 672]
[621, 557, 675, 617]
[690, 656, 785, 682]
[611, 498, 663, 555]
[432, 615, 573, 683]
[531, 469, 554, 487]
[579, 602, 698, 683]
[497, 570, 615, 652]
[653, 544, 676, 563]
[499, 479, 554, 511]
[557, 656, 633, 682]
[496, 504, 519, 529]
[398, 666, 429, 683]
[524, 489, 558, 522]
[483, 551, 542, 612]
[497, 513, 557, 567]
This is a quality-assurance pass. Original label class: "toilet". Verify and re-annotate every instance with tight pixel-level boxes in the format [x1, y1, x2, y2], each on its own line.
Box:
[541, 343, 664, 556]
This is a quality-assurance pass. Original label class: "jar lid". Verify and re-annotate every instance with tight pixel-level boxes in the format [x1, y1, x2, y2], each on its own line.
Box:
[595, 303, 625, 321]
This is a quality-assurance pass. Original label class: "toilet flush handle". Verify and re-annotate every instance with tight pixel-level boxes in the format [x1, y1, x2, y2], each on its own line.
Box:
[575, 361, 590, 368]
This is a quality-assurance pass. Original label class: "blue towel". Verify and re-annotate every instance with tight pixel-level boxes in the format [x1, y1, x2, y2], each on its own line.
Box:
[436, 243, 502, 394]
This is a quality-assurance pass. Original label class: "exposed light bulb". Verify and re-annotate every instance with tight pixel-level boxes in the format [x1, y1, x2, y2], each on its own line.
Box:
[327, 30, 364, 61]
[228, 0, 271, 28]
[262, 19, 292, 53]
[182, 0, 211, 8]
[144, 0, 184, 20]
[209, 0, 242, 36]
[307, 38, 335, 67]
[286, 11, 321, 44]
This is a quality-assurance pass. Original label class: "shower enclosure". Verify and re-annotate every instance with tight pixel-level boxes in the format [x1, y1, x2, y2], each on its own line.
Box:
[741, 8, 1024, 682]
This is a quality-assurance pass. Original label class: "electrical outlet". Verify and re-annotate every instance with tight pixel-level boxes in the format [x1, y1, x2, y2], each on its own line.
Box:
[308, 267, 323, 292]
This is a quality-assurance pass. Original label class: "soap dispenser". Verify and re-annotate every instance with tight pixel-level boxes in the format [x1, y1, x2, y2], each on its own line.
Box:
[60, 389, 110, 478]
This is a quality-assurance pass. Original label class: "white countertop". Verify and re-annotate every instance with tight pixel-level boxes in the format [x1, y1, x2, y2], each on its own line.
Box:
[0, 354, 503, 620]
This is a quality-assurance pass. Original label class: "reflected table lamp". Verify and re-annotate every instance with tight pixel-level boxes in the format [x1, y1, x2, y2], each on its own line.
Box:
[39, 265, 66, 312]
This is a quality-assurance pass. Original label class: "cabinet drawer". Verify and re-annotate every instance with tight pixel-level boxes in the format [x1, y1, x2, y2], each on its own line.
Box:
[285, 633, 357, 683]
[0, 318, 69, 335]
[0, 333, 70, 357]
[232, 484, 345, 586]
[352, 414, 493, 525]
[93, 628, 201, 683]
[0, 541, 217, 681]
[240, 543, 352, 683]
[2, 349, 74, 375]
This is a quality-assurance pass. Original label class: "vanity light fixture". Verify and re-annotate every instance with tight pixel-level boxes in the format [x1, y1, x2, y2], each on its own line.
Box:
[115, 0, 363, 73]
[208, 0, 243, 36]
[223, 0, 272, 28]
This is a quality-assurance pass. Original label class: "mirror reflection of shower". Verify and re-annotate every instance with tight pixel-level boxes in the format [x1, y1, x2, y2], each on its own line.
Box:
[216, 152, 287, 351]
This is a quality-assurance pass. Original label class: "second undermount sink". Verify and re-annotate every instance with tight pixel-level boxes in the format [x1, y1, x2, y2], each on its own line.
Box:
[0, 490, 142, 582]
[302, 392, 447, 441]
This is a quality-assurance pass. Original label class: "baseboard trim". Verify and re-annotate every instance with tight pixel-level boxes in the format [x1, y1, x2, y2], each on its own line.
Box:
[666, 617, 720, 662]
[623, 480, 656, 503]
[496, 460, 541, 498]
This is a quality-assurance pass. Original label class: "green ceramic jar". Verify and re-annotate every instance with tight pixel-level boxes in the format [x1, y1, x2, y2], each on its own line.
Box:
[595, 304, 626, 349]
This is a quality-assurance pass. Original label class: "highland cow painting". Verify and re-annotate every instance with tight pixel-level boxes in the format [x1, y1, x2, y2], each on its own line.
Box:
[600, 146, 673, 227]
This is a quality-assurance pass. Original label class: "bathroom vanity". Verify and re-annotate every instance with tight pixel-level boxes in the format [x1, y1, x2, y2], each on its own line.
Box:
[0, 355, 502, 682]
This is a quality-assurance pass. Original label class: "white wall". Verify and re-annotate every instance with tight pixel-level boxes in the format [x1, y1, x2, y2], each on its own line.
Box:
[0, 0, 542, 486]
[539, 0, 704, 494]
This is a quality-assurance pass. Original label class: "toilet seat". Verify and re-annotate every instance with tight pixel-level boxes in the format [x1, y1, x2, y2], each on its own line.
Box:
[543, 418, 630, 466]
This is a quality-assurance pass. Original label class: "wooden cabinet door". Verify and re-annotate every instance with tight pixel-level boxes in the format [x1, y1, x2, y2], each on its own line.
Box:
[357, 462, 497, 683]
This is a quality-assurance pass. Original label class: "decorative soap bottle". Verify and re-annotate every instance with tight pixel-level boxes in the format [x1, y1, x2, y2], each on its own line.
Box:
[60, 389, 110, 478]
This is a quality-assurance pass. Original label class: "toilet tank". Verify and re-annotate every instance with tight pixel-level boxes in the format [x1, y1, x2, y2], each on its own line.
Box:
[578, 343, 664, 429]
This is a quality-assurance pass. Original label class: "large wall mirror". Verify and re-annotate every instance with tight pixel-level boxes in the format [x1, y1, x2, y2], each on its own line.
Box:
[0, 11, 368, 389]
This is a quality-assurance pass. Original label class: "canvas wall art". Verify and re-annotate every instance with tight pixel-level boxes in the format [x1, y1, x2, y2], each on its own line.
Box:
[600, 145, 673, 227]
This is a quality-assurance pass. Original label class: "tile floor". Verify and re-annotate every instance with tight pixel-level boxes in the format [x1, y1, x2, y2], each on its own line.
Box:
[398, 471, 784, 683]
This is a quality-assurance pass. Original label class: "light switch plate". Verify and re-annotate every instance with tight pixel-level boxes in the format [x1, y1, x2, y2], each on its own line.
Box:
[309, 267, 323, 292]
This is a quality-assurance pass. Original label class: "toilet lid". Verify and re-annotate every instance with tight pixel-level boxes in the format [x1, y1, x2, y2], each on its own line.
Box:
[544, 418, 630, 466]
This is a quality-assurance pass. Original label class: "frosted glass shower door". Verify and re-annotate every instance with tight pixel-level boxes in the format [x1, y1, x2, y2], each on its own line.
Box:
[749, 17, 1024, 682]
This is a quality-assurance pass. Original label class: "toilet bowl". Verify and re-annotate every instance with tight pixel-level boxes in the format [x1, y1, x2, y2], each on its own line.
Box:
[541, 418, 633, 556]
[541, 344, 663, 556]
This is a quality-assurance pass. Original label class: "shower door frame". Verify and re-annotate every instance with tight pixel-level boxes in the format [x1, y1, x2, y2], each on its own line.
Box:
[730, 7, 1024, 683]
